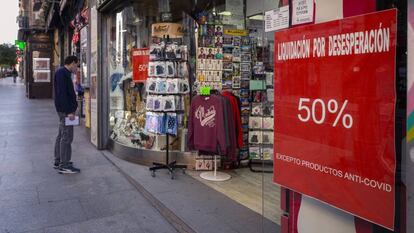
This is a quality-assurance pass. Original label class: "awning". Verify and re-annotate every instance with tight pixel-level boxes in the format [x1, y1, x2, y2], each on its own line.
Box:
[46, 1, 56, 31]
[60, 0, 68, 14]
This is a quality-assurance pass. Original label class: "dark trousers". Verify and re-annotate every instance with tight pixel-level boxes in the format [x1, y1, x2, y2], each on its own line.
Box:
[54, 112, 73, 166]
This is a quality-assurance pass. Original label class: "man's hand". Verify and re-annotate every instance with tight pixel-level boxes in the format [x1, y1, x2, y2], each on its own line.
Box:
[68, 113, 76, 121]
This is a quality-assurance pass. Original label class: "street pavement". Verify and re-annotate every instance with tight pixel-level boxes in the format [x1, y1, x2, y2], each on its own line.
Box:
[0, 76, 280, 233]
[0, 77, 176, 233]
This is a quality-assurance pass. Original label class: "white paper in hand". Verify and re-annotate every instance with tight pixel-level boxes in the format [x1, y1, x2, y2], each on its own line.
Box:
[65, 116, 80, 126]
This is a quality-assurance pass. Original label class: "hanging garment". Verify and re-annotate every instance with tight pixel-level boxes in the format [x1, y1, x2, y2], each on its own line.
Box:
[221, 91, 244, 148]
[188, 95, 227, 154]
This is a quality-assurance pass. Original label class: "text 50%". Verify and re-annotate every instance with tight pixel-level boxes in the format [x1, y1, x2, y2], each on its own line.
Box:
[297, 98, 353, 129]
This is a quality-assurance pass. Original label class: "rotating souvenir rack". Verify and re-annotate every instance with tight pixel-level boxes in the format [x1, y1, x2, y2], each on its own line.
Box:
[145, 36, 190, 179]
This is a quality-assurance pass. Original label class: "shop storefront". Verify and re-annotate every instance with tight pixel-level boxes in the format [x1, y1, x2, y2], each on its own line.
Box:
[91, 0, 409, 232]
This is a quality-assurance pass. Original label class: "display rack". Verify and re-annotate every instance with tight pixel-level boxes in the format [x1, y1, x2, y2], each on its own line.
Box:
[150, 130, 187, 179]
[199, 155, 231, 181]
[147, 35, 189, 179]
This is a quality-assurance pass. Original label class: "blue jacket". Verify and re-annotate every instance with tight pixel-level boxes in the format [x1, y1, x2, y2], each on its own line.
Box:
[54, 67, 78, 114]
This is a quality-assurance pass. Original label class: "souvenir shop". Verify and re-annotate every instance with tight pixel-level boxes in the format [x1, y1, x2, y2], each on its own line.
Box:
[97, 0, 282, 227]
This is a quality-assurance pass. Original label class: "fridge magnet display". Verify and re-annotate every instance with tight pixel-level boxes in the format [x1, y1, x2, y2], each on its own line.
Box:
[232, 90, 241, 97]
[263, 117, 274, 129]
[262, 132, 274, 145]
[207, 25, 215, 36]
[198, 47, 207, 59]
[232, 47, 241, 62]
[223, 46, 234, 54]
[215, 60, 223, 70]
[251, 103, 263, 116]
[233, 63, 241, 76]
[223, 54, 233, 62]
[249, 146, 261, 159]
[253, 62, 265, 75]
[197, 59, 206, 70]
[241, 80, 250, 89]
[232, 76, 241, 89]
[223, 36, 233, 45]
[241, 106, 250, 115]
[215, 48, 223, 59]
[241, 116, 249, 125]
[214, 37, 223, 47]
[267, 89, 274, 102]
[222, 80, 232, 89]
[241, 36, 250, 46]
[241, 63, 251, 72]
[249, 117, 263, 129]
[240, 97, 250, 107]
[262, 147, 273, 160]
[206, 59, 214, 70]
[223, 62, 233, 71]
[233, 36, 241, 46]
[206, 48, 215, 59]
[214, 71, 222, 82]
[241, 72, 251, 80]
[240, 89, 249, 98]
[249, 131, 263, 144]
[196, 71, 205, 82]
[263, 103, 274, 116]
[215, 25, 223, 36]
[241, 45, 251, 53]
[241, 53, 251, 63]
[266, 72, 274, 86]
[223, 70, 233, 81]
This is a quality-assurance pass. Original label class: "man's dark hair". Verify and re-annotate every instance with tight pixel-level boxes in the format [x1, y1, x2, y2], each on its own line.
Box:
[64, 56, 79, 65]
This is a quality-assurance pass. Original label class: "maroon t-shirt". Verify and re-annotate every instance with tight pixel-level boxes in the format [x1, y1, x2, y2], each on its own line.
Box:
[188, 95, 227, 154]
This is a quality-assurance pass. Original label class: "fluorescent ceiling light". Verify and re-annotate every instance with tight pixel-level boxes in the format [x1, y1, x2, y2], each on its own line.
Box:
[218, 11, 232, 16]
[249, 15, 264, 20]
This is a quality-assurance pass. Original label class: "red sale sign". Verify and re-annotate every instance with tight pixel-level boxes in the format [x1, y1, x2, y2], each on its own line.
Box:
[132, 48, 149, 83]
[273, 9, 397, 230]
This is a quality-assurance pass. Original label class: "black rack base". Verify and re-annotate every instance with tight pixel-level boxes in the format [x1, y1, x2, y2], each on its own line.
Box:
[150, 161, 187, 179]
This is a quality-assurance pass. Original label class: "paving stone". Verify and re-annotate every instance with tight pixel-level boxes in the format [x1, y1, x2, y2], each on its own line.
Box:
[0, 199, 87, 233]
[44, 213, 176, 233]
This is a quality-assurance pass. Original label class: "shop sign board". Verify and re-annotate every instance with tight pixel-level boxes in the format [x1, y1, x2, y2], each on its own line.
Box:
[151, 23, 184, 38]
[131, 48, 149, 83]
[292, 0, 314, 25]
[273, 9, 397, 230]
[265, 6, 289, 32]
[224, 29, 249, 36]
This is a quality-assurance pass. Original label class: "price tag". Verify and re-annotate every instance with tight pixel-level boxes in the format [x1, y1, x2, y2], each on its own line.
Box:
[200, 86, 211, 95]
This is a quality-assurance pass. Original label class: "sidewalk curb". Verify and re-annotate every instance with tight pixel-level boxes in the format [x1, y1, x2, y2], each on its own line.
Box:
[100, 151, 197, 233]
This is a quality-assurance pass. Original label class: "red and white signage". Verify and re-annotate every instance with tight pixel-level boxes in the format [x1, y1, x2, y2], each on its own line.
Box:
[131, 48, 149, 83]
[273, 9, 397, 230]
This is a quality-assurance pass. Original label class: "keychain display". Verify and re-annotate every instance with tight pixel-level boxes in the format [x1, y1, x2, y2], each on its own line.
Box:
[249, 147, 261, 159]
[249, 116, 263, 129]
[262, 132, 274, 145]
[249, 131, 263, 144]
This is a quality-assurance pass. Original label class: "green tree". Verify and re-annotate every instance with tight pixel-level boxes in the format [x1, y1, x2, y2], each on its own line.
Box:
[0, 44, 17, 67]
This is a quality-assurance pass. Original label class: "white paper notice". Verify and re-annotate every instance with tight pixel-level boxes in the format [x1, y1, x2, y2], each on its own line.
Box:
[292, 0, 314, 25]
[265, 6, 290, 32]
[65, 116, 80, 126]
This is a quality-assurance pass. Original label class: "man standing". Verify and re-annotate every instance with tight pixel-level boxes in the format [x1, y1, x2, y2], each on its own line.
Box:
[54, 56, 81, 174]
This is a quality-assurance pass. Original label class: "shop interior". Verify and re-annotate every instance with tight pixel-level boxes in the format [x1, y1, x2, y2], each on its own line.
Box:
[104, 0, 281, 226]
